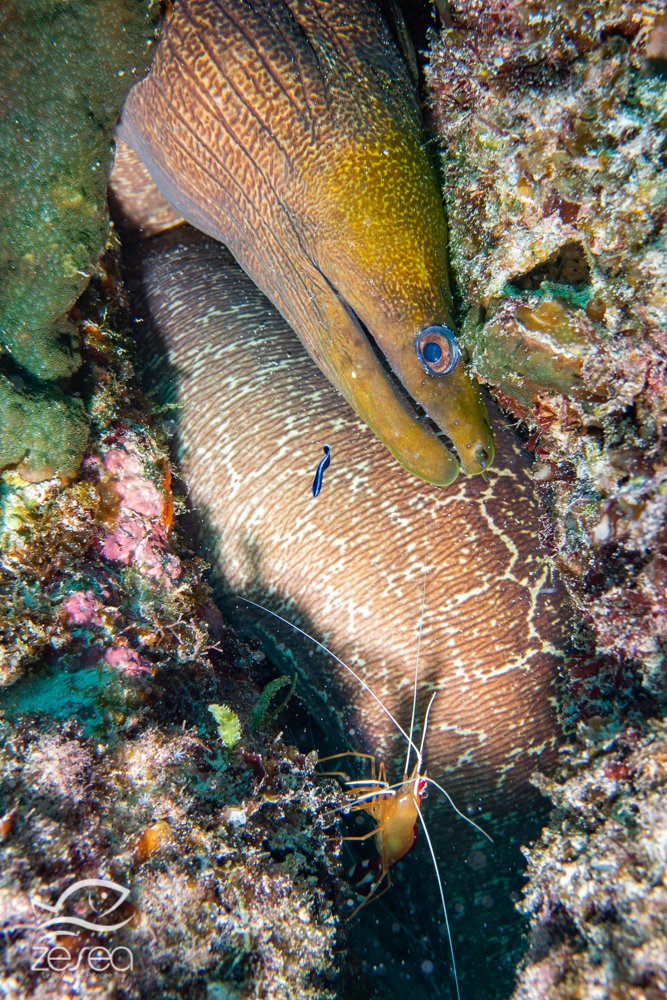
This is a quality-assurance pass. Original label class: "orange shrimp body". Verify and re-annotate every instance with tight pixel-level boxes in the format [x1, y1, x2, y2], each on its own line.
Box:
[355, 765, 425, 871]
[324, 756, 429, 908]
[375, 775, 425, 869]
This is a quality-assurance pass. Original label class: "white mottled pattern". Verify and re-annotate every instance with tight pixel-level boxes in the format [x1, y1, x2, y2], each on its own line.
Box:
[132, 228, 566, 815]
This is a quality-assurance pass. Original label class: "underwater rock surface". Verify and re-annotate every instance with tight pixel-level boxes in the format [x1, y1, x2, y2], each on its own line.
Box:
[0, 258, 341, 998]
[513, 721, 667, 999]
[0, 0, 157, 480]
[428, 0, 666, 692]
[427, 3, 667, 996]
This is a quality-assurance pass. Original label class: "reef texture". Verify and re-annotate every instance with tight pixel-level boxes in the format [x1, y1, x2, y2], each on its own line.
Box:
[0, 722, 338, 1000]
[0, 0, 157, 480]
[427, 4, 667, 996]
[0, 258, 341, 998]
[512, 720, 667, 999]
[0, 376, 88, 486]
[428, 0, 666, 695]
[0, 3, 377, 995]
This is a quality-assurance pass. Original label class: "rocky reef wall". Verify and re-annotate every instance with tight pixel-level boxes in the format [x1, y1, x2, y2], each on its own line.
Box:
[427, 2, 667, 995]
[0, 4, 342, 995]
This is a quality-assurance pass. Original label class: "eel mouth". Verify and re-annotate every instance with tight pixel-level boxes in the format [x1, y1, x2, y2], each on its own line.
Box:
[331, 289, 493, 480]
[358, 310, 460, 454]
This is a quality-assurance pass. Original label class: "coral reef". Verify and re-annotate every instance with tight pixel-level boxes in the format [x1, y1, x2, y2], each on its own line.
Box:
[0, 255, 342, 998]
[0, 0, 157, 480]
[0, 292, 192, 689]
[0, 377, 88, 484]
[0, 722, 340, 999]
[428, 0, 666, 694]
[512, 720, 667, 999]
[427, 4, 667, 996]
[2, 0, 665, 996]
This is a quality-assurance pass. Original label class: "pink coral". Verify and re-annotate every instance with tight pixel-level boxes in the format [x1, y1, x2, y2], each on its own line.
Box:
[104, 643, 152, 675]
[100, 517, 145, 563]
[96, 441, 181, 588]
[104, 446, 164, 518]
[62, 590, 103, 626]
[134, 535, 181, 583]
[103, 447, 143, 479]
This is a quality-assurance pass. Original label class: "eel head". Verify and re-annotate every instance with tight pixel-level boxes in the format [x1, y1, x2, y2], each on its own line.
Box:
[295, 127, 494, 484]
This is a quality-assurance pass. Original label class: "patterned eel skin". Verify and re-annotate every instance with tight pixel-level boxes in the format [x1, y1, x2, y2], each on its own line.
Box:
[123, 225, 566, 818]
[116, 0, 494, 486]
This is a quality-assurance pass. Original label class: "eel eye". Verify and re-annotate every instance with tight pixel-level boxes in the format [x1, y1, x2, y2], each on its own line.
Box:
[415, 325, 461, 376]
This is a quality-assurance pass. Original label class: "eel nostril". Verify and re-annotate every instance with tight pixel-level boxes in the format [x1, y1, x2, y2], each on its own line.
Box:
[475, 446, 491, 468]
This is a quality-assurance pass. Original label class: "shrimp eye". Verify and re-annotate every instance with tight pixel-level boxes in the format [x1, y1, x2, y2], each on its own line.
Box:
[415, 325, 461, 377]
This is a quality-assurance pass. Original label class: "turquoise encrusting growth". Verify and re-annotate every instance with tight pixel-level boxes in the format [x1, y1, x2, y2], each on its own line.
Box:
[117, 0, 494, 485]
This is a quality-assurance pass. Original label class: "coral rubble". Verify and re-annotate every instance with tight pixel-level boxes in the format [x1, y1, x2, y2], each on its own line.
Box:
[428, 0, 666, 692]
[513, 721, 667, 999]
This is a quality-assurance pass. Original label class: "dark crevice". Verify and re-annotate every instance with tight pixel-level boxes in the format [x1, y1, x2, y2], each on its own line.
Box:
[508, 240, 592, 292]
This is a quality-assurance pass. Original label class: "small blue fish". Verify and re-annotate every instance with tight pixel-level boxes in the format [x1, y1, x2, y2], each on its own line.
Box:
[311, 444, 331, 497]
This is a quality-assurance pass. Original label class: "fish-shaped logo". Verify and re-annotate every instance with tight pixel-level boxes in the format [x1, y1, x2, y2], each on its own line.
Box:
[31, 878, 133, 936]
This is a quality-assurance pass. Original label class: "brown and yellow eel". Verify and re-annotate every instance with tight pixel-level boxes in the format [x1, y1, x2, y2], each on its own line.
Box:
[120, 224, 565, 815]
[116, 0, 494, 486]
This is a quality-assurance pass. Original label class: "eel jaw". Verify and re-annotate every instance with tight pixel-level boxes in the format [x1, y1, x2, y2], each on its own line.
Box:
[302, 278, 460, 485]
[303, 269, 493, 485]
[382, 329, 496, 478]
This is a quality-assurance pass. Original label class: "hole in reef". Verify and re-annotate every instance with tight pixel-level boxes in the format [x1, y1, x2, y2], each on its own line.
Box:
[509, 240, 591, 291]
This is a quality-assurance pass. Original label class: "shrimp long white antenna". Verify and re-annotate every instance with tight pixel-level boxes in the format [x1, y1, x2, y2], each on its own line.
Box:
[405, 572, 428, 776]
[419, 690, 437, 763]
[415, 800, 461, 1000]
[423, 776, 494, 843]
[235, 596, 422, 764]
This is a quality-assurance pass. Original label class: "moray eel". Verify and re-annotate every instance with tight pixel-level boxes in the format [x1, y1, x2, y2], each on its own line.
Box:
[122, 224, 564, 813]
[116, 0, 494, 485]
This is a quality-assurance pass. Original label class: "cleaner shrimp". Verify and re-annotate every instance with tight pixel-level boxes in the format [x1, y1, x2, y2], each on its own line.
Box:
[237, 588, 492, 1000]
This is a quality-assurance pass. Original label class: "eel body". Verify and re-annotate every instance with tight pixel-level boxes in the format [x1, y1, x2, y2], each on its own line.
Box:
[126, 226, 565, 815]
[116, 0, 494, 485]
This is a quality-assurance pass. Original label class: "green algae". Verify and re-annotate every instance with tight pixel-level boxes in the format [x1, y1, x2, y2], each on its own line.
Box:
[209, 702, 242, 749]
[0, 0, 158, 380]
[0, 373, 88, 481]
[250, 674, 297, 734]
